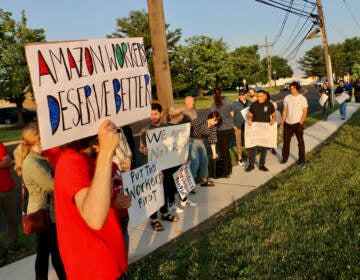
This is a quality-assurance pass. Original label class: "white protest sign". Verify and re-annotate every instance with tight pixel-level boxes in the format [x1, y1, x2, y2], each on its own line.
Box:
[241, 107, 250, 120]
[122, 160, 164, 228]
[319, 94, 329, 107]
[25, 38, 151, 149]
[173, 163, 196, 200]
[147, 123, 191, 170]
[335, 92, 350, 105]
[245, 122, 277, 148]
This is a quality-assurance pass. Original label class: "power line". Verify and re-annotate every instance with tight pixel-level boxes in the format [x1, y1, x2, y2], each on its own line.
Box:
[271, 0, 293, 45]
[255, 0, 317, 18]
[342, 0, 360, 31]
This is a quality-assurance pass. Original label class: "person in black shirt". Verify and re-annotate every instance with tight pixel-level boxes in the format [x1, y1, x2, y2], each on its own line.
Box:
[245, 90, 276, 172]
[318, 82, 331, 120]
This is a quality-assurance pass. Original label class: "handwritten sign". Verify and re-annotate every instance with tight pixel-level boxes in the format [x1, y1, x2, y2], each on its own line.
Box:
[25, 38, 151, 149]
[319, 94, 329, 107]
[335, 92, 350, 105]
[121, 160, 164, 228]
[245, 122, 277, 148]
[173, 163, 196, 200]
[147, 123, 190, 170]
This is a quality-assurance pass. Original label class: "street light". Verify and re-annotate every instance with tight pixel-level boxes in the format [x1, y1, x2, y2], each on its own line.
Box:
[272, 70, 277, 87]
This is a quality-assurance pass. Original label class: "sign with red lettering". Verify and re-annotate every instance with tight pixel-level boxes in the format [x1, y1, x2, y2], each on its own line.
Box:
[25, 38, 151, 149]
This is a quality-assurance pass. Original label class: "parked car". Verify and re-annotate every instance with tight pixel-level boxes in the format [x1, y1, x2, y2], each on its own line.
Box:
[283, 82, 290, 90]
[316, 77, 328, 87]
[0, 107, 37, 124]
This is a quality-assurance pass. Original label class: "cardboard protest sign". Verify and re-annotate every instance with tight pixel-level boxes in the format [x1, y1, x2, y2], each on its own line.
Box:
[335, 92, 350, 105]
[25, 38, 151, 149]
[173, 163, 196, 200]
[319, 94, 329, 107]
[147, 123, 191, 170]
[121, 160, 164, 228]
[245, 122, 277, 148]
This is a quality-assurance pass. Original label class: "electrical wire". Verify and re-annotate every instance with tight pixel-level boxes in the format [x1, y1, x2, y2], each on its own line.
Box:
[341, 0, 360, 31]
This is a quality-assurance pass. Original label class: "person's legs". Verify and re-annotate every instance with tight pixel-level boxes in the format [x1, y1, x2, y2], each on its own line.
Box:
[282, 122, 293, 163]
[120, 216, 129, 256]
[323, 99, 329, 120]
[1, 187, 19, 248]
[189, 141, 200, 180]
[294, 123, 305, 163]
[217, 129, 233, 177]
[47, 224, 66, 280]
[339, 102, 346, 118]
[234, 128, 243, 161]
[259, 147, 267, 167]
[198, 141, 209, 180]
[35, 229, 51, 280]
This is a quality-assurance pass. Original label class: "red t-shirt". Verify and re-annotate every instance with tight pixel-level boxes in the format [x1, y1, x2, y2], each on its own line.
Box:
[54, 149, 127, 279]
[111, 164, 129, 220]
[0, 143, 15, 192]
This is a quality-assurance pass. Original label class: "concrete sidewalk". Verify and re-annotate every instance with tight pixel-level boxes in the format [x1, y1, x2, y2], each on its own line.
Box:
[1, 102, 359, 279]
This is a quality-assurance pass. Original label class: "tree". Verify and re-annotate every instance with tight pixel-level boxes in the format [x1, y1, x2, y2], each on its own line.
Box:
[175, 35, 233, 96]
[0, 9, 45, 125]
[107, 9, 182, 97]
[268, 56, 293, 79]
[297, 45, 325, 77]
[230, 45, 264, 87]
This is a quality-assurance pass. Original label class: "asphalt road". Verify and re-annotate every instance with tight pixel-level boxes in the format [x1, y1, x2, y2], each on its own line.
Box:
[0, 86, 323, 231]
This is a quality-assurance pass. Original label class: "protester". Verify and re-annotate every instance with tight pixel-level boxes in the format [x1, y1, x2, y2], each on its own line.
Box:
[248, 88, 257, 102]
[0, 142, 19, 264]
[318, 82, 332, 121]
[13, 123, 66, 280]
[93, 131, 132, 256]
[264, 91, 279, 155]
[166, 105, 197, 209]
[139, 103, 177, 231]
[245, 90, 276, 172]
[354, 78, 360, 103]
[211, 87, 234, 178]
[335, 80, 348, 120]
[189, 111, 221, 186]
[280, 81, 308, 165]
[54, 120, 127, 279]
[230, 88, 251, 166]
[344, 78, 353, 102]
[183, 96, 198, 121]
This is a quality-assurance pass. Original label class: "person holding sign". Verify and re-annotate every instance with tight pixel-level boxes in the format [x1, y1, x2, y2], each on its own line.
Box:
[231, 88, 251, 166]
[167, 105, 197, 208]
[245, 90, 276, 172]
[139, 103, 177, 231]
[280, 81, 308, 166]
[335, 80, 348, 120]
[54, 120, 128, 279]
[318, 82, 331, 121]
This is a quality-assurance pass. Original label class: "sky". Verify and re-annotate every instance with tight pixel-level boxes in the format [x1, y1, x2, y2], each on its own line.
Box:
[2, 0, 360, 76]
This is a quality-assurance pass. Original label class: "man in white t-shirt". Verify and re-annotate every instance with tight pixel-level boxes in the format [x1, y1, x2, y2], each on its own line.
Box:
[280, 81, 308, 165]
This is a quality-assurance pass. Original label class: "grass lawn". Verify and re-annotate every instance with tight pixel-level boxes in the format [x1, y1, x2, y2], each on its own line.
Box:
[128, 109, 360, 279]
[0, 127, 22, 143]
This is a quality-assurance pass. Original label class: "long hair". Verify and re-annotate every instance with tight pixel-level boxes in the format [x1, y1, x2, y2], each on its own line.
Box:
[14, 122, 40, 176]
[213, 87, 223, 108]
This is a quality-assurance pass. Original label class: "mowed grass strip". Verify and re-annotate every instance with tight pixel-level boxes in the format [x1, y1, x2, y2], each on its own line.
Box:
[129, 109, 360, 280]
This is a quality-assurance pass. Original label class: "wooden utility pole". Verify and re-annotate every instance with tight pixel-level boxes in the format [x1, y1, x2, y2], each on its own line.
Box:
[147, 0, 173, 117]
[261, 36, 274, 88]
[316, 0, 334, 105]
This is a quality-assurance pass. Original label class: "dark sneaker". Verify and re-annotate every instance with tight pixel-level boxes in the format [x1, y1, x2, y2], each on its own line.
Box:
[245, 165, 254, 172]
[259, 165, 269, 172]
[281, 159, 287, 164]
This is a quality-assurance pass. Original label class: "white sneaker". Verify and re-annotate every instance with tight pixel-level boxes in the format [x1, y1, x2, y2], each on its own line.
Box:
[170, 204, 184, 213]
[238, 159, 244, 166]
[180, 199, 198, 207]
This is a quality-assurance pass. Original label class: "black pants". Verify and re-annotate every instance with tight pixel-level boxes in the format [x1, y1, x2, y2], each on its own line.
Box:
[150, 165, 179, 219]
[217, 129, 234, 177]
[35, 223, 66, 280]
[282, 122, 305, 163]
